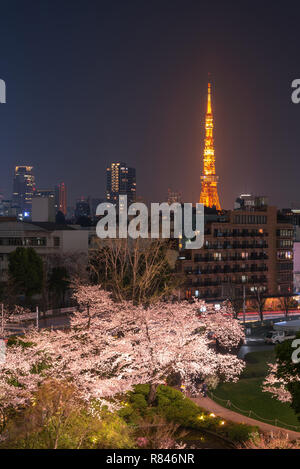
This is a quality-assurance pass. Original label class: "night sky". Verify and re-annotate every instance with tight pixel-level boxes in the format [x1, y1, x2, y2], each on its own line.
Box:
[0, 0, 300, 209]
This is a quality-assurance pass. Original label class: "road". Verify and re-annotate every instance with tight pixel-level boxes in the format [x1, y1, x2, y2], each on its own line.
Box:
[237, 309, 300, 322]
[38, 314, 71, 329]
[238, 339, 274, 359]
[6, 308, 299, 337]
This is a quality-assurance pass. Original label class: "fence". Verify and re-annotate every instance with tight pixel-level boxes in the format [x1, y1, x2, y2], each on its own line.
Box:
[209, 391, 300, 431]
[1, 305, 76, 336]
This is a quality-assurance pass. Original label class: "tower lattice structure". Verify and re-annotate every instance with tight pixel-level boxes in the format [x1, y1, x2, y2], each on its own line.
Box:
[199, 82, 221, 210]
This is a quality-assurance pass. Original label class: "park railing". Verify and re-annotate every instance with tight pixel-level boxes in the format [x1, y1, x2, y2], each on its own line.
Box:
[209, 391, 300, 432]
[1, 305, 76, 336]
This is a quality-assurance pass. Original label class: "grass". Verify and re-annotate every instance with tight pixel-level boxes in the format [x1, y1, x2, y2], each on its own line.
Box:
[120, 384, 258, 444]
[213, 350, 300, 430]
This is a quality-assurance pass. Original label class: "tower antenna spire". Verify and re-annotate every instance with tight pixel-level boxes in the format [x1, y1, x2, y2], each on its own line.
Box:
[207, 73, 212, 114]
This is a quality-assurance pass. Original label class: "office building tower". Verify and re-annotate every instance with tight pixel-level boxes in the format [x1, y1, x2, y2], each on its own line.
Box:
[12, 165, 36, 216]
[55, 183, 67, 215]
[106, 162, 136, 205]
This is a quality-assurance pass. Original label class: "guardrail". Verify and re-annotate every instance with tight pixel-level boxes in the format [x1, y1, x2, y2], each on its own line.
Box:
[37, 307, 76, 318]
[2, 306, 76, 336]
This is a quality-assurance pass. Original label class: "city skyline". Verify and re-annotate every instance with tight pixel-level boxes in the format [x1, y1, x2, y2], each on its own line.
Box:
[1, 2, 300, 209]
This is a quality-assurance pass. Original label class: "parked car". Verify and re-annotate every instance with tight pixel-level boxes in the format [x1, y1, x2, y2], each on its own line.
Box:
[265, 330, 296, 344]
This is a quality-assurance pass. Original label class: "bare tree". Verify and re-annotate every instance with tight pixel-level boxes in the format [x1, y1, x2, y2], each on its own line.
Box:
[279, 294, 296, 318]
[252, 286, 266, 322]
[45, 252, 89, 306]
[89, 238, 183, 305]
[222, 283, 243, 319]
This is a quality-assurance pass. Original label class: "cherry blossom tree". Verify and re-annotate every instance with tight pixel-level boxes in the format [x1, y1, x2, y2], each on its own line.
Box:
[199, 302, 244, 351]
[263, 334, 300, 423]
[263, 363, 293, 403]
[263, 338, 300, 414]
[0, 286, 245, 413]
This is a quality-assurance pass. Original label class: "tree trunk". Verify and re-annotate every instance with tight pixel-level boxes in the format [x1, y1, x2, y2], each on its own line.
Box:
[148, 383, 158, 405]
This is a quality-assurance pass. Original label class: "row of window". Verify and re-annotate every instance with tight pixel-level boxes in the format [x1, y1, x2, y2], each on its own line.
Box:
[277, 272, 293, 282]
[204, 240, 268, 249]
[277, 240, 293, 248]
[190, 275, 267, 287]
[234, 215, 267, 224]
[214, 228, 267, 237]
[185, 264, 268, 275]
[0, 237, 60, 247]
[277, 251, 293, 260]
[186, 284, 268, 300]
[277, 229, 294, 238]
[192, 253, 269, 262]
[0, 237, 47, 246]
[277, 262, 293, 271]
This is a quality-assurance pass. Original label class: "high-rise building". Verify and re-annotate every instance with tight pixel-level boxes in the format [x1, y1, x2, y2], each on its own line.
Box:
[32, 196, 55, 223]
[234, 194, 268, 210]
[55, 183, 67, 215]
[12, 165, 36, 216]
[106, 162, 136, 205]
[0, 199, 20, 218]
[75, 197, 91, 219]
[199, 82, 221, 210]
[280, 206, 300, 294]
[90, 198, 105, 217]
[36, 188, 55, 199]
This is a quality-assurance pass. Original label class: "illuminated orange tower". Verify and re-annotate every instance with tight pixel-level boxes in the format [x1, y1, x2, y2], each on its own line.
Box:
[199, 82, 221, 210]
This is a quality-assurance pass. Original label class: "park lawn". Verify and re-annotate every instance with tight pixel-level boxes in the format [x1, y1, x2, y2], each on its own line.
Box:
[214, 350, 300, 429]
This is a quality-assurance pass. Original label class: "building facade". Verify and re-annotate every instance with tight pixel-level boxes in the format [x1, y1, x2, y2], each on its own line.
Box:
[106, 162, 136, 205]
[35, 188, 55, 199]
[0, 218, 89, 281]
[55, 183, 67, 215]
[75, 198, 91, 219]
[32, 196, 56, 223]
[178, 204, 293, 300]
[12, 166, 36, 216]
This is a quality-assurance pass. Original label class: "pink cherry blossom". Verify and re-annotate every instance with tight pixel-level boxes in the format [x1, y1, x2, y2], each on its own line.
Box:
[0, 287, 245, 410]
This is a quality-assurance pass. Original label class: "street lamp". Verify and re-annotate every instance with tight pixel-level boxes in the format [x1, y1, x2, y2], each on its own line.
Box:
[242, 278, 247, 324]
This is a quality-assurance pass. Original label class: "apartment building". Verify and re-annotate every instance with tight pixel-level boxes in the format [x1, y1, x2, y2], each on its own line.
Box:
[177, 202, 293, 300]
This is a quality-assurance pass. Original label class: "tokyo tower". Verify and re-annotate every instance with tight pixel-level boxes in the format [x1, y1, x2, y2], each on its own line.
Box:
[199, 82, 221, 210]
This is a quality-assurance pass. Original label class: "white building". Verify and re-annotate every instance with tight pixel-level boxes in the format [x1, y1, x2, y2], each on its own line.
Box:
[0, 218, 89, 280]
[293, 241, 300, 293]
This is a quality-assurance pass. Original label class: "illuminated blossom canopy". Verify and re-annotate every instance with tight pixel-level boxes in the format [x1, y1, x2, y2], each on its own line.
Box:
[263, 361, 300, 404]
[0, 286, 245, 410]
